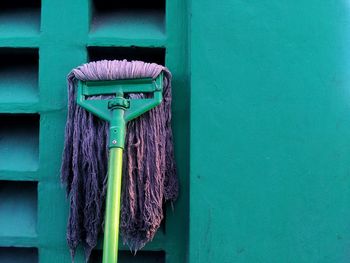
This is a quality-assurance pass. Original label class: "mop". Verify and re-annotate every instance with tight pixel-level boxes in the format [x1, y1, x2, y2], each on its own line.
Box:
[61, 60, 178, 262]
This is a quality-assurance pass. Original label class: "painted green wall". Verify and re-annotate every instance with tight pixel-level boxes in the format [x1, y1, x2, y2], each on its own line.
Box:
[190, 1, 350, 262]
[3, 0, 350, 262]
[0, 0, 188, 262]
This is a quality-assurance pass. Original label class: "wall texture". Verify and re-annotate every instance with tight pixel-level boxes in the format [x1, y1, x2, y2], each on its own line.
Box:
[190, 0, 350, 262]
[3, 0, 350, 262]
[0, 0, 188, 262]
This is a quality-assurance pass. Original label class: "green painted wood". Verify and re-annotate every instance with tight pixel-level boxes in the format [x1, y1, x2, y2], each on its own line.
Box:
[190, 0, 350, 262]
[0, 48, 38, 104]
[164, 1, 189, 263]
[0, 0, 188, 262]
[0, 236, 38, 248]
[0, 114, 39, 172]
[90, 11, 165, 41]
[0, 10, 40, 39]
[0, 181, 37, 238]
[87, 37, 166, 49]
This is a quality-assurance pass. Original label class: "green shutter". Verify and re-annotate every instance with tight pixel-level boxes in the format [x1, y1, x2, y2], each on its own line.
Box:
[0, 0, 188, 262]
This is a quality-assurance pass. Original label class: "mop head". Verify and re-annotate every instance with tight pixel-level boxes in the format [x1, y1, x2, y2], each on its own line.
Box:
[61, 60, 178, 260]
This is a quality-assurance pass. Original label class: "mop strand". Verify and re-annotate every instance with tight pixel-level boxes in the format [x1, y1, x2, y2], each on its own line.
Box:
[61, 60, 178, 260]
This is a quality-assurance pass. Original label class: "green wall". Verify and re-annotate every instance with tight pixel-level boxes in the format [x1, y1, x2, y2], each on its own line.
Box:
[3, 0, 350, 262]
[0, 0, 188, 262]
[190, 0, 350, 262]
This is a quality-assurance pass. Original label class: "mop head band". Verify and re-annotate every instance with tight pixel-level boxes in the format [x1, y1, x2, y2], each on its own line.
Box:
[61, 60, 178, 260]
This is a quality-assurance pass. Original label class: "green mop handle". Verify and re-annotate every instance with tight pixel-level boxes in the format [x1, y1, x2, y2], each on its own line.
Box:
[103, 147, 123, 263]
[103, 99, 127, 263]
[76, 76, 163, 263]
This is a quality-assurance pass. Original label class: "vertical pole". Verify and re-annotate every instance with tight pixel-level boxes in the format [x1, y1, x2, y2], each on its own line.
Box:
[102, 147, 124, 263]
[103, 105, 126, 263]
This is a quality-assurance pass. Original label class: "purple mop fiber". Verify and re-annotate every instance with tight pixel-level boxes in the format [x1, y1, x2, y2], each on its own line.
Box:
[61, 60, 178, 261]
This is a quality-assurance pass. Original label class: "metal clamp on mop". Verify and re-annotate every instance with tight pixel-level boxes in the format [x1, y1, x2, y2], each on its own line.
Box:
[76, 74, 163, 263]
